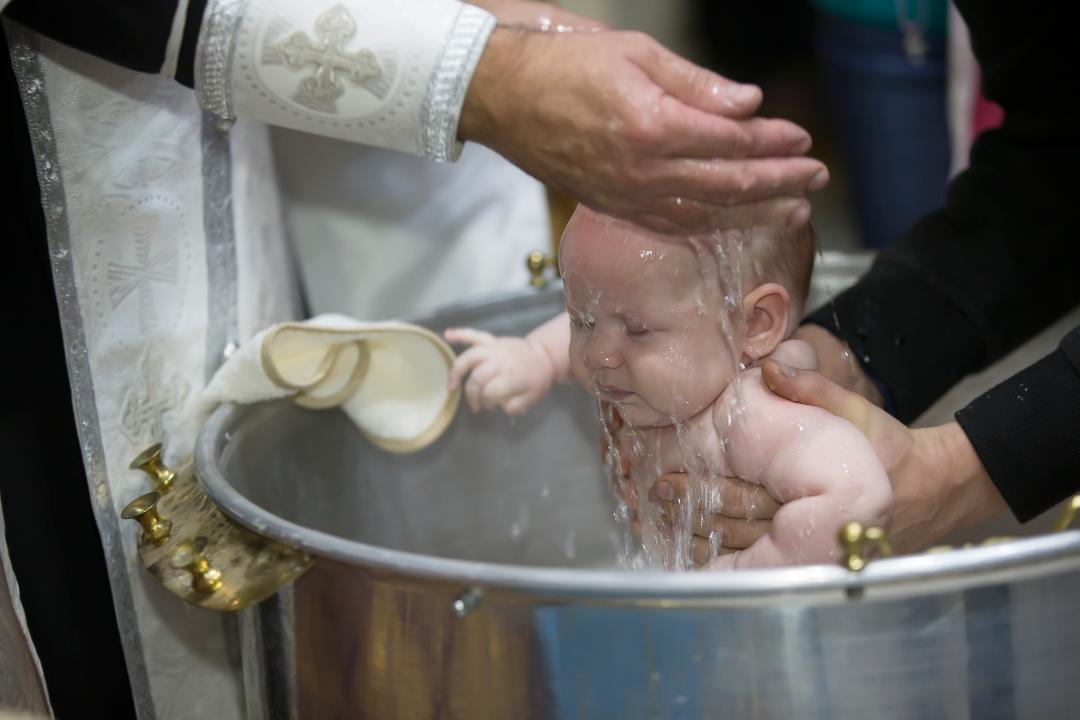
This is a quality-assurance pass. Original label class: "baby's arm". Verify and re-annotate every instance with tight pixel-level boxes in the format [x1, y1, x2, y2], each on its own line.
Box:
[444, 312, 571, 415]
[708, 383, 892, 569]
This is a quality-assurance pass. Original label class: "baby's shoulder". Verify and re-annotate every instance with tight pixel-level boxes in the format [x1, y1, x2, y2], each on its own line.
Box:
[712, 339, 822, 439]
[714, 367, 828, 447]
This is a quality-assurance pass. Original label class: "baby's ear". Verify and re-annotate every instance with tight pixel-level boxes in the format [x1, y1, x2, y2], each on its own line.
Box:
[741, 283, 791, 360]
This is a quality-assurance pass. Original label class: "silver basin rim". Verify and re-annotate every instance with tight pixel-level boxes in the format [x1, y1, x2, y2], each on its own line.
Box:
[196, 402, 1080, 602]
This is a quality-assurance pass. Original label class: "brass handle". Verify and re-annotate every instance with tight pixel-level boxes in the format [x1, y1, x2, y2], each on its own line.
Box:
[1053, 494, 1080, 533]
[121, 492, 173, 547]
[170, 538, 223, 593]
[526, 250, 558, 289]
[129, 443, 176, 494]
[838, 521, 892, 571]
[122, 444, 313, 611]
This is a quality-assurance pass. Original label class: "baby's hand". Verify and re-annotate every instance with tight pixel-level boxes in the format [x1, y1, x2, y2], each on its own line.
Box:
[444, 327, 557, 416]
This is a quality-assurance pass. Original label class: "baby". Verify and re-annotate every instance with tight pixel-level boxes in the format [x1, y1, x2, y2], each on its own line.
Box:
[445, 207, 891, 569]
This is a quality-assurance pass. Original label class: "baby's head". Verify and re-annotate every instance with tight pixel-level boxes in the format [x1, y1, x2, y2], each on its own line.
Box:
[559, 206, 815, 428]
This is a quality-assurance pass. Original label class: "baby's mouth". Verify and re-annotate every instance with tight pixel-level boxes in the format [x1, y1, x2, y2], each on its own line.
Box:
[596, 384, 634, 401]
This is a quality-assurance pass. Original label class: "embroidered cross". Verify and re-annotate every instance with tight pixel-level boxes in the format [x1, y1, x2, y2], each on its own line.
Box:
[276, 4, 382, 113]
[107, 214, 178, 334]
[119, 345, 191, 447]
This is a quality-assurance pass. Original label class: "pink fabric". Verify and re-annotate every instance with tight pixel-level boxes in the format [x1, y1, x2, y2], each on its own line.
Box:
[971, 69, 1005, 138]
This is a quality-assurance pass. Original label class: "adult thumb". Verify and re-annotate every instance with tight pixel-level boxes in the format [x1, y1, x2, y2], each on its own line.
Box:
[761, 359, 875, 435]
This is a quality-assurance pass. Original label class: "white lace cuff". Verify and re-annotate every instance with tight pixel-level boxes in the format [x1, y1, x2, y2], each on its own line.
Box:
[195, 0, 495, 161]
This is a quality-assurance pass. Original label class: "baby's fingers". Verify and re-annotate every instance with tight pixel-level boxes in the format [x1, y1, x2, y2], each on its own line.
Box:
[479, 376, 514, 412]
[448, 346, 489, 390]
[464, 361, 502, 413]
[444, 327, 496, 347]
[502, 393, 538, 417]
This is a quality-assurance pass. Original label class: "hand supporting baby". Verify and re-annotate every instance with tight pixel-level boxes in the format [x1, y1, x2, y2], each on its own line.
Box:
[649, 464, 781, 565]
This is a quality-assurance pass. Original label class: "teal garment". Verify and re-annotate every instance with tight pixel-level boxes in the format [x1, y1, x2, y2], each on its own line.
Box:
[812, 0, 948, 36]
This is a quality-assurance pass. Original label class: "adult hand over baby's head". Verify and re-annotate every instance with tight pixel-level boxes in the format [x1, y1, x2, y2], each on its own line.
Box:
[760, 359, 1008, 553]
[459, 28, 828, 234]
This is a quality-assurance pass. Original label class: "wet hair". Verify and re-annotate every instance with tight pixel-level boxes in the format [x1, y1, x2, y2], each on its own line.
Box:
[748, 220, 817, 313]
[559, 205, 817, 313]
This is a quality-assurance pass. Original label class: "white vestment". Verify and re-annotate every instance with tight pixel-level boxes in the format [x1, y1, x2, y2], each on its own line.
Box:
[2, 0, 522, 716]
[273, 133, 549, 320]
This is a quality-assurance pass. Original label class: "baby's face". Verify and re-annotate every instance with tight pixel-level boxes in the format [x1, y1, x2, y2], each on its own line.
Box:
[560, 210, 740, 428]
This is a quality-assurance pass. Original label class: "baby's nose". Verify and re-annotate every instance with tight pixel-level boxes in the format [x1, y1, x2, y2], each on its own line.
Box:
[584, 330, 622, 369]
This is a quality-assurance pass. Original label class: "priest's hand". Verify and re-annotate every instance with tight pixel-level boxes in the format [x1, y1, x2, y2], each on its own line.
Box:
[459, 27, 827, 234]
[468, 0, 607, 32]
[759, 358, 1008, 553]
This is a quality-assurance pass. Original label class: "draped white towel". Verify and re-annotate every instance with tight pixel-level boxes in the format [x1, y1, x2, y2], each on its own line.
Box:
[201, 314, 460, 452]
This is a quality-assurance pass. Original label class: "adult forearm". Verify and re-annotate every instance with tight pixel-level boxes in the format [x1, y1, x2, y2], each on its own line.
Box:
[891, 422, 1006, 552]
[955, 327, 1080, 522]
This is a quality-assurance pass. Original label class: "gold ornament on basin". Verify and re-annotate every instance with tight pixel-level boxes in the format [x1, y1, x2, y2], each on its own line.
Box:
[129, 442, 176, 494]
[838, 521, 893, 571]
[171, 538, 224, 594]
[118, 443, 315, 611]
[526, 250, 558, 289]
[1053, 494, 1080, 533]
[121, 492, 172, 547]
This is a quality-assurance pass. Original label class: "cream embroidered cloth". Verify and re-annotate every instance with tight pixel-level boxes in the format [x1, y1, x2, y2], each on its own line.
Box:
[202, 314, 460, 452]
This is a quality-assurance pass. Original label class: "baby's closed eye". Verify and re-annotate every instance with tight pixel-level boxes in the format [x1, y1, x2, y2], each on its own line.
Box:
[623, 319, 653, 337]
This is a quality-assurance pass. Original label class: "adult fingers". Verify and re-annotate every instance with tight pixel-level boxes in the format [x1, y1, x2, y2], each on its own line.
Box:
[662, 109, 812, 160]
[632, 196, 813, 235]
[652, 472, 780, 522]
[634, 38, 762, 118]
[761, 359, 874, 436]
[691, 536, 736, 567]
[654, 156, 828, 207]
[699, 516, 771, 550]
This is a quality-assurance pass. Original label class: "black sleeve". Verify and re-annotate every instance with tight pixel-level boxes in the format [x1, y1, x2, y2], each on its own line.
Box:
[804, 0, 1080, 521]
[2, 0, 207, 87]
[955, 326, 1080, 522]
[805, 0, 1080, 423]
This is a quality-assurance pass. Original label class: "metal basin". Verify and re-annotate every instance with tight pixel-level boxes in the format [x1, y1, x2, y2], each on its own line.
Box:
[197, 257, 1080, 719]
